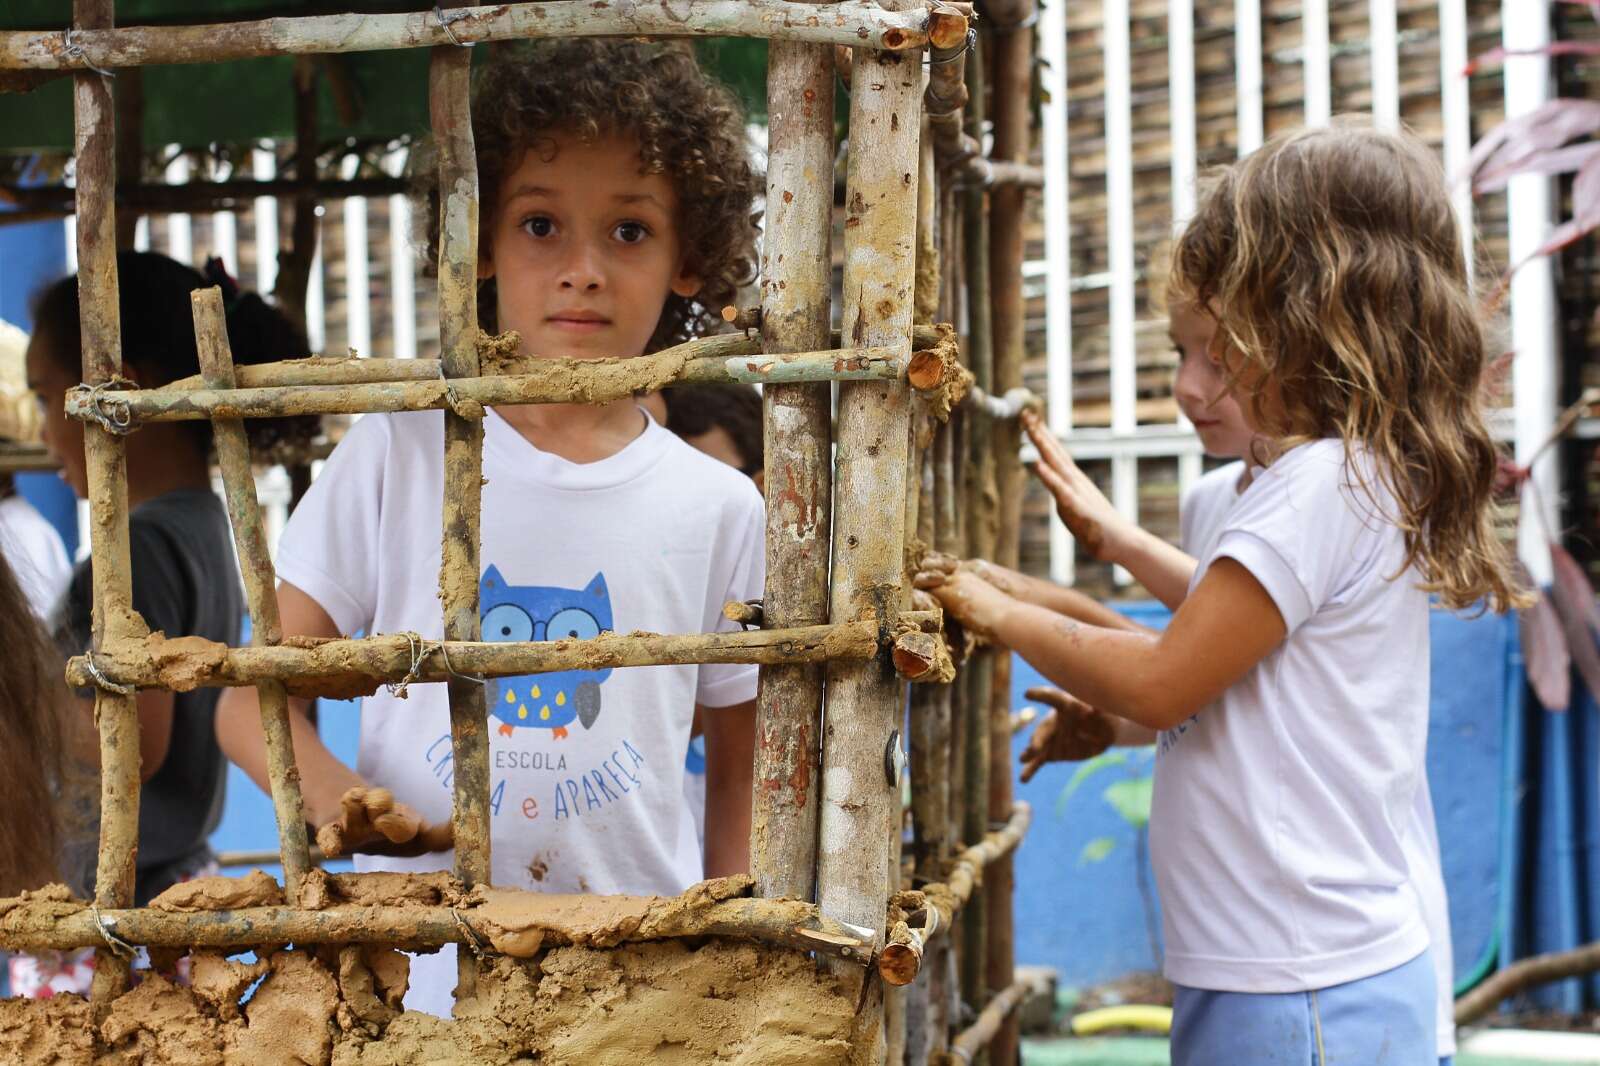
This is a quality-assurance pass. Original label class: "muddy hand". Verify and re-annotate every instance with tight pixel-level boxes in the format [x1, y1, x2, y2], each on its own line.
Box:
[1019, 686, 1117, 782]
[316, 786, 454, 858]
[914, 567, 1009, 641]
[1021, 408, 1122, 562]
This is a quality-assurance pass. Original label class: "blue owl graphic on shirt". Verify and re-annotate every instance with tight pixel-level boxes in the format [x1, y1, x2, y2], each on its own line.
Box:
[480, 565, 614, 739]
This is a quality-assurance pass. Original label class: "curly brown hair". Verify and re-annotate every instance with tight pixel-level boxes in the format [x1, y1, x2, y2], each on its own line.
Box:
[417, 38, 761, 353]
[1167, 120, 1524, 613]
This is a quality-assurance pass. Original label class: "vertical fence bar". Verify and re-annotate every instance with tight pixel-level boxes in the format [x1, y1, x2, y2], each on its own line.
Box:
[1369, 0, 1400, 131]
[73, 0, 141, 1011]
[959, 36, 995, 1027]
[1041, 0, 1074, 586]
[1439, 0, 1474, 285]
[342, 155, 373, 358]
[1503, 0, 1560, 583]
[819, 20, 922, 1059]
[192, 288, 313, 895]
[429, 44, 490, 1001]
[990, 5, 1035, 1061]
[1304, 0, 1331, 127]
[1105, 0, 1137, 588]
[1235, 0, 1264, 154]
[751, 32, 835, 903]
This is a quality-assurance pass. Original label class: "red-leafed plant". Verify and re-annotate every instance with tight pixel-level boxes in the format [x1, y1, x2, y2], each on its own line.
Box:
[1465, 0, 1600, 712]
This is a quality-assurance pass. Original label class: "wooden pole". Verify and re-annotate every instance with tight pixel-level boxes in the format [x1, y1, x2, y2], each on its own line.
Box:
[937, 970, 1049, 1066]
[112, 65, 141, 248]
[191, 288, 312, 897]
[66, 620, 883, 696]
[1, 176, 412, 220]
[0, 1, 955, 69]
[819, 16, 922, 1062]
[274, 57, 319, 334]
[958, 37, 995, 1031]
[984, 7, 1032, 1060]
[430, 42, 489, 1004]
[0, 883, 875, 964]
[750, 25, 835, 903]
[71, 0, 141, 1012]
[66, 344, 917, 424]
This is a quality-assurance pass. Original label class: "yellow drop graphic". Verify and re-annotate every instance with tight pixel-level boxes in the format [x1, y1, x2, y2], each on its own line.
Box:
[504, 690, 515, 704]
[540, 706, 551, 721]
[517, 705, 528, 720]
[531, 684, 542, 699]
[556, 691, 567, 707]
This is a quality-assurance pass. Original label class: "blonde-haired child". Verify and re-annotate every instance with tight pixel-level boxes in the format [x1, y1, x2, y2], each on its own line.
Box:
[923, 121, 1516, 1064]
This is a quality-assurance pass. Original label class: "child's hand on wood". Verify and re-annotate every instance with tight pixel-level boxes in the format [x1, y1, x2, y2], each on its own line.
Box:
[914, 553, 1012, 640]
[1018, 686, 1117, 782]
[1021, 408, 1128, 563]
[316, 786, 454, 858]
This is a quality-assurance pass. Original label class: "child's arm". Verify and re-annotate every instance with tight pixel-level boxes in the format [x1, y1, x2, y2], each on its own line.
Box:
[959, 558, 1151, 633]
[1022, 411, 1197, 610]
[214, 582, 449, 856]
[924, 557, 1285, 732]
[700, 699, 755, 878]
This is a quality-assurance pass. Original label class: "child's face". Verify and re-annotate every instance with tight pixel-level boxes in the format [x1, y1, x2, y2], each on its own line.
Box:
[24, 330, 88, 498]
[480, 133, 701, 360]
[1171, 301, 1253, 461]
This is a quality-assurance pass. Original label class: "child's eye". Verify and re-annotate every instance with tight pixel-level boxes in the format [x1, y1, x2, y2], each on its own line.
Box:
[521, 215, 555, 238]
[613, 221, 649, 244]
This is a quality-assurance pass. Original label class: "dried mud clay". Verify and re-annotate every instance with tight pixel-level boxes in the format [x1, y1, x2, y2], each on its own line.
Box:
[0, 940, 862, 1066]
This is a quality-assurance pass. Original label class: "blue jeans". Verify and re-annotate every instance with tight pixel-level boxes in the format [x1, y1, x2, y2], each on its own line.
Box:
[1172, 949, 1436, 1066]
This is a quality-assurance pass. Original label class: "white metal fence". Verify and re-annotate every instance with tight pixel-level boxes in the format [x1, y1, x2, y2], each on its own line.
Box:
[1037, 0, 1562, 586]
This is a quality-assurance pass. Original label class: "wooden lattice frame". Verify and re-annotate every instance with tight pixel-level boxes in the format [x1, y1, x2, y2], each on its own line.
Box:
[0, 1, 1043, 1060]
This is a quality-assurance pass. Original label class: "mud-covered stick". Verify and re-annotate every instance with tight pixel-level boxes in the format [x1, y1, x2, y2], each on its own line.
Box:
[192, 287, 313, 897]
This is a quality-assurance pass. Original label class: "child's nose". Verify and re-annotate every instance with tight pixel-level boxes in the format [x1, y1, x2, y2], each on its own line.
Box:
[557, 241, 606, 292]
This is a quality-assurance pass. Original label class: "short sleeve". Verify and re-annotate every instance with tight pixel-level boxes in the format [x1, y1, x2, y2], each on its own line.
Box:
[53, 522, 193, 691]
[695, 488, 767, 708]
[1209, 442, 1376, 636]
[275, 414, 391, 635]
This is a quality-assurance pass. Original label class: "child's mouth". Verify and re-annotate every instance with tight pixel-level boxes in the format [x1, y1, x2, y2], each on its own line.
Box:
[547, 314, 611, 333]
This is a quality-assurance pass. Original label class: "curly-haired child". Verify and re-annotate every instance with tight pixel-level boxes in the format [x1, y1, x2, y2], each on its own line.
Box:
[922, 121, 1519, 1064]
[216, 38, 765, 1016]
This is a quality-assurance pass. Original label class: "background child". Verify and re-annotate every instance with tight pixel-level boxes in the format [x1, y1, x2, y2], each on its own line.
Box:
[215, 38, 765, 1017]
[16, 251, 311, 996]
[922, 123, 1516, 1065]
[1010, 296, 1459, 1065]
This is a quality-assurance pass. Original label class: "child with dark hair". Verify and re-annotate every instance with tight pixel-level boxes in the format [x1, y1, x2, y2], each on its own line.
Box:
[663, 384, 764, 489]
[15, 250, 313, 997]
[216, 38, 766, 1016]
[24, 251, 315, 906]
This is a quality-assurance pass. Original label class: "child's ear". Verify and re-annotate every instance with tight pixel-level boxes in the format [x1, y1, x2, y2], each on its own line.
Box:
[478, 252, 496, 281]
[669, 256, 701, 300]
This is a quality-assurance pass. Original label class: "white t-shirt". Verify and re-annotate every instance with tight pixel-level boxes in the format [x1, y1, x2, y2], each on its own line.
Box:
[0, 494, 71, 619]
[1177, 460, 1455, 1051]
[1151, 439, 1431, 994]
[277, 407, 764, 1015]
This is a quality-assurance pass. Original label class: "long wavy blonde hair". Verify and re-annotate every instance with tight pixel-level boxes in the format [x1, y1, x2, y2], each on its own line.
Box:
[1167, 120, 1523, 612]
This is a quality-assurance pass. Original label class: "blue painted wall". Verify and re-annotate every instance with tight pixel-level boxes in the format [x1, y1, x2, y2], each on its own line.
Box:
[1009, 605, 1523, 996]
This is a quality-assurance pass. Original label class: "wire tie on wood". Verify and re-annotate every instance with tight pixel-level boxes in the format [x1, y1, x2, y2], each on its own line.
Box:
[61, 28, 116, 78]
[928, 27, 976, 64]
[385, 632, 427, 699]
[450, 908, 489, 959]
[439, 367, 485, 420]
[436, 640, 486, 685]
[80, 379, 135, 436]
[90, 905, 137, 959]
[433, 5, 475, 48]
[84, 651, 136, 697]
